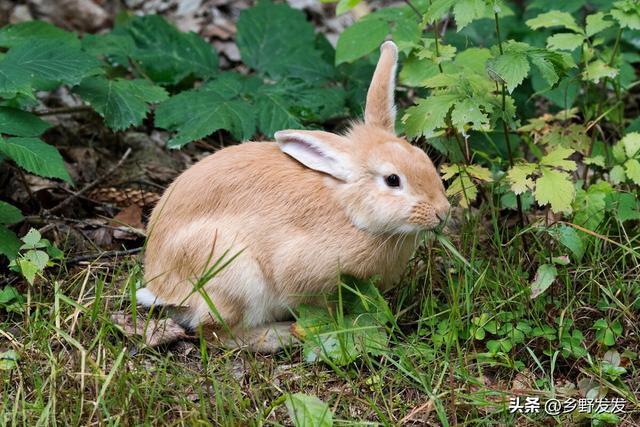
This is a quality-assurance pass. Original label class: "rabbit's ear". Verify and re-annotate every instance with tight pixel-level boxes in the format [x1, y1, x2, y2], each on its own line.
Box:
[364, 41, 398, 133]
[276, 130, 353, 181]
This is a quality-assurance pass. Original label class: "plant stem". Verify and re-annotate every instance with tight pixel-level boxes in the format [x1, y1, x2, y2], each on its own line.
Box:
[404, 0, 422, 18]
[494, 12, 528, 252]
[35, 105, 93, 116]
[583, 28, 624, 184]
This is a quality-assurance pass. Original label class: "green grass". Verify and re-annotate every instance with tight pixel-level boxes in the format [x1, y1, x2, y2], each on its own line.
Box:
[1, 210, 639, 426]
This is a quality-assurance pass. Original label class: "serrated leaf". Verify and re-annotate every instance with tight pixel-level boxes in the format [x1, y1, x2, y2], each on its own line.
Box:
[423, 0, 456, 24]
[0, 201, 23, 226]
[237, 1, 332, 80]
[507, 163, 537, 194]
[610, 165, 626, 184]
[450, 98, 490, 133]
[526, 11, 581, 33]
[583, 59, 618, 83]
[81, 33, 134, 67]
[336, 19, 389, 64]
[0, 107, 51, 137]
[530, 264, 557, 299]
[403, 94, 458, 138]
[624, 158, 640, 185]
[155, 78, 255, 147]
[0, 40, 100, 96]
[116, 15, 218, 85]
[534, 168, 574, 213]
[621, 132, 640, 158]
[546, 33, 584, 51]
[486, 50, 530, 93]
[0, 137, 71, 182]
[453, 0, 490, 30]
[541, 146, 576, 170]
[611, 0, 640, 30]
[466, 164, 493, 182]
[0, 21, 78, 48]
[586, 12, 613, 37]
[74, 77, 168, 131]
[285, 393, 333, 427]
[528, 49, 571, 87]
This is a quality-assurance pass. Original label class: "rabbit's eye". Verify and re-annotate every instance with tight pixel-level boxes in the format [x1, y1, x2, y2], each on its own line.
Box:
[385, 174, 401, 187]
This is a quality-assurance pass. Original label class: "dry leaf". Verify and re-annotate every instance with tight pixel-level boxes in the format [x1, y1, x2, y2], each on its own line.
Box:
[111, 311, 189, 347]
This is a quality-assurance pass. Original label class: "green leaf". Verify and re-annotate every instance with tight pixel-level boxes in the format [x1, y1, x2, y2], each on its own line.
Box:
[621, 132, 640, 158]
[21, 228, 42, 249]
[624, 158, 640, 185]
[530, 264, 557, 299]
[285, 393, 333, 427]
[74, 77, 168, 131]
[0, 21, 78, 48]
[526, 11, 581, 33]
[335, 19, 389, 65]
[453, 0, 491, 30]
[447, 174, 477, 207]
[402, 94, 458, 138]
[546, 33, 584, 51]
[0, 137, 71, 182]
[585, 12, 613, 37]
[81, 33, 134, 67]
[423, 0, 456, 24]
[528, 49, 571, 87]
[610, 165, 626, 184]
[466, 164, 493, 182]
[336, 0, 362, 15]
[507, 163, 537, 195]
[534, 169, 574, 213]
[540, 146, 576, 170]
[0, 107, 51, 137]
[0, 40, 100, 96]
[116, 15, 218, 85]
[611, 0, 640, 30]
[450, 98, 490, 133]
[0, 201, 23, 226]
[573, 184, 610, 230]
[237, 1, 332, 80]
[486, 50, 530, 93]
[548, 224, 584, 260]
[583, 59, 618, 83]
[155, 75, 255, 147]
[610, 192, 640, 222]
[0, 349, 18, 371]
[0, 227, 21, 259]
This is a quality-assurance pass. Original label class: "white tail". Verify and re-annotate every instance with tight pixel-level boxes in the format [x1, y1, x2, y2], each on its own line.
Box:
[136, 288, 165, 306]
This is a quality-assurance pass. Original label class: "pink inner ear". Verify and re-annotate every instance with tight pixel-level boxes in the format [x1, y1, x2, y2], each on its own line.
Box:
[286, 137, 333, 161]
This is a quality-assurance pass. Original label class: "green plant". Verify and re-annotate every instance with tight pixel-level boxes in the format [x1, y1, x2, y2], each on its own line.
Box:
[594, 318, 623, 347]
[8, 228, 63, 285]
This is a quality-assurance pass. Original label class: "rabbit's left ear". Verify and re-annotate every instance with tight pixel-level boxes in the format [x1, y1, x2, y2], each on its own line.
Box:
[364, 41, 398, 133]
[275, 130, 354, 181]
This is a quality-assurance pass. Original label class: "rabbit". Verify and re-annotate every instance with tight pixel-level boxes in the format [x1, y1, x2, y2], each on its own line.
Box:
[138, 41, 451, 352]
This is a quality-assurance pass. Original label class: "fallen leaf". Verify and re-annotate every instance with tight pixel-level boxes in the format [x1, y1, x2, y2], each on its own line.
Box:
[111, 311, 190, 347]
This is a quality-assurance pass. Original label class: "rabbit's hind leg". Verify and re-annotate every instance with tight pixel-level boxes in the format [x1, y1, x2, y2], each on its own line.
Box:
[224, 322, 299, 353]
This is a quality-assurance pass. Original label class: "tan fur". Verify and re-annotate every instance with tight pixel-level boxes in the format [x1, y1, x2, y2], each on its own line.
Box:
[141, 41, 450, 352]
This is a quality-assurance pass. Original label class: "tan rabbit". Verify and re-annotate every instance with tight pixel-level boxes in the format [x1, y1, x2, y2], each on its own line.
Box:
[138, 41, 450, 352]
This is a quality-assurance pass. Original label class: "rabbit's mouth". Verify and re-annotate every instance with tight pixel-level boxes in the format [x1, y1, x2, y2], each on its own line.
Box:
[407, 203, 446, 231]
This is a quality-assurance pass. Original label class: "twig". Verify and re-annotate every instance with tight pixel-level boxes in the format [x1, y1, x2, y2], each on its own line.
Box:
[66, 247, 143, 265]
[43, 148, 132, 215]
[35, 105, 94, 116]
